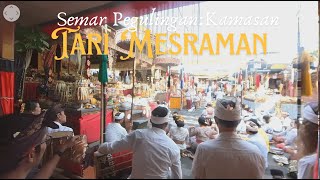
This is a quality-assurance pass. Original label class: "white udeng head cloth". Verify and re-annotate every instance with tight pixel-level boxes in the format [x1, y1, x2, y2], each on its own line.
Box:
[115, 112, 125, 120]
[214, 98, 241, 121]
[303, 105, 318, 125]
[150, 113, 170, 124]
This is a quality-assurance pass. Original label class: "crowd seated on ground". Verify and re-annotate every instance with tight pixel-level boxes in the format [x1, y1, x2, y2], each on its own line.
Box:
[0, 95, 318, 179]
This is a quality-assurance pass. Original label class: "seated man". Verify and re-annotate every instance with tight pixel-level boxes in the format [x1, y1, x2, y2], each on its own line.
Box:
[269, 116, 284, 133]
[105, 112, 129, 142]
[248, 118, 270, 152]
[281, 112, 292, 131]
[272, 120, 298, 149]
[0, 112, 79, 179]
[46, 104, 74, 134]
[246, 121, 268, 169]
[98, 106, 182, 179]
[261, 115, 274, 140]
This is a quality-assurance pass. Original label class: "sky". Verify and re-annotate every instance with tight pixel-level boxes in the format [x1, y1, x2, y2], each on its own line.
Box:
[121, 1, 319, 73]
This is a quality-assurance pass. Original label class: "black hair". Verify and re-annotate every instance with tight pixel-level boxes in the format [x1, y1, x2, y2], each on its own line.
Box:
[150, 107, 169, 128]
[214, 117, 240, 128]
[151, 122, 168, 129]
[24, 101, 39, 112]
[249, 119, 261, 128]
[198, 116, 207, 126]
[114, 112, 123, 122]
[152, 106, 169, 118]
[219, 98, 236, 109]
[247, 129, 259, 135]
[175, 121, 185, 128]
[263, 115, 271, 123]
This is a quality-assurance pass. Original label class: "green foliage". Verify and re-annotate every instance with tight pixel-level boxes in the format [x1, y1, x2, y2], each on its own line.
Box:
[15, 26, 49, 54]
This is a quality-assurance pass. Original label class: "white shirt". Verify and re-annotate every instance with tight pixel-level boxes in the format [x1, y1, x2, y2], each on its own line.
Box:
[192, 132, 265, 179]
[105, 123, 128, 143]
[98, 127, 182, 179]
[269, 117, 283, 132]
[168, 127, 189, 150]
[298, 153, 317, 179]
[282, 117, 292, 129]
[236, 120, 247, 134]
[215, 91, 225, 100]
[262, 123, 274, 134]
[284, 128, 297, 145]
[248, 133, 269, 168]
[47, 121, 74, 134]
[186, 91, 191, 100]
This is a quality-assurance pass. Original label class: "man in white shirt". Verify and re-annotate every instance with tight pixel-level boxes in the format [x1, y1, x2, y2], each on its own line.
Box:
[45, 104, 73, 134]
[98, 106, 182, 179]
[105, 112, 128, 143]
[192, 97, 265, 179]
[281, 112, 292, 131]
[246, 121, 268, 169]
[269, 116, 283, 133]
[214, 88, 225, 100]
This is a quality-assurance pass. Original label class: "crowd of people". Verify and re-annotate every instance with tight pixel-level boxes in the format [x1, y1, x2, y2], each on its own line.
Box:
[98, 96, 319, 179]
[0, 96, 318, 179]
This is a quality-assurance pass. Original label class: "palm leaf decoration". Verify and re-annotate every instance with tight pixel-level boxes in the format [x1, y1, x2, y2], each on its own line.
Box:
[15, 25, 50, 101]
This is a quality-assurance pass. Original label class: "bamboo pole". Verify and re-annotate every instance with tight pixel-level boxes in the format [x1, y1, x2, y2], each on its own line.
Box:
[100, 23, 107, 144]
[297, 16, 303, 128]
[130, 10, 140, 127]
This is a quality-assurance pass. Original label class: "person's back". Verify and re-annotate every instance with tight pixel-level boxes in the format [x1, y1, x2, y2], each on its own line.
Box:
[105, 123, 127, 142]
[98, 106, 182, 179]
[248, 133, 269, 169]
[192, 97, 265, 179]
[105, 112, 128, 142]
[130, 128, 180, 178]
[190, 126, 215, 142]
[193, 133, 265, 179]
[169, 121, 189, 150]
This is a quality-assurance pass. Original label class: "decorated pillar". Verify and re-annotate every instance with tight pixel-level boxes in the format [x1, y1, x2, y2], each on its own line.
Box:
[0, 14, 15, 115]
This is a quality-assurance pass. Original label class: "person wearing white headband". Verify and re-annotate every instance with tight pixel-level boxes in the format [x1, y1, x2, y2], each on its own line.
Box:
[297, 102, 318, 179]
[104, 112, 128, 143]
[98, 106, 182, 179]
[192, 97, 265, 179]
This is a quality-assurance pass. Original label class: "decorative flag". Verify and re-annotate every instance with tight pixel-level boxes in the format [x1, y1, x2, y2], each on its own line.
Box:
[98, 54, 108, 84]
